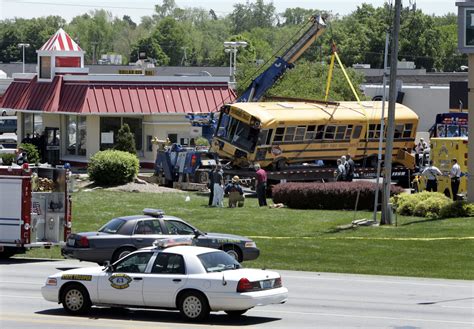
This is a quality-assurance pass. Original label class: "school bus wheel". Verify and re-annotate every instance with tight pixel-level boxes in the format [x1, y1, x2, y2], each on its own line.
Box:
[273, 158, 287, 171]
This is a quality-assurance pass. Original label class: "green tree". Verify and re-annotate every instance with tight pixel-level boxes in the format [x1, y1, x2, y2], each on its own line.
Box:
[130, 35, 169, 64]
[153, 17, 189, 65]
[114, 124, 137, 155]
[229, 0, 277, 33]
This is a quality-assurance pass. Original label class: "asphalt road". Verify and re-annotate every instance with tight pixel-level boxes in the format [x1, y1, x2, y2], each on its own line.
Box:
[0, 258, 472, 328]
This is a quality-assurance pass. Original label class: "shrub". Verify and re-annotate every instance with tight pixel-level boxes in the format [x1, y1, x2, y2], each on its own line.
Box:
[114, 124, 136, 154]
[0, 153, 15, 165]
[392, 192, 452, 219]
[19, 143, 40, 164]
[439, 201, 474, 218]
[87, 150, 139, 186]
[272, 181, 404, 210]
[195, 137, 210, 147]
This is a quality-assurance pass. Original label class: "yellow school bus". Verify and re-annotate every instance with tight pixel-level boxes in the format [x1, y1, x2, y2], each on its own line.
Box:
[414, 137, 468, 198]
[211, 101, 418, 169]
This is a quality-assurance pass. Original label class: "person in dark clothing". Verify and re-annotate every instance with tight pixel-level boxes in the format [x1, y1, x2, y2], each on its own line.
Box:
[224, 176, 245, 208]
[254, 163, 267, 207]
[422, 160, 443, 192]
[22, 133, 32, 145]
[345, 154, 355, 182]
[207, 165, 216, 206]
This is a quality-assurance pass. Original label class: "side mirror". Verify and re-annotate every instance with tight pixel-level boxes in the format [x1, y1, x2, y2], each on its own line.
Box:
[103, 261, 113, 272]
[193, 229, 204, 238]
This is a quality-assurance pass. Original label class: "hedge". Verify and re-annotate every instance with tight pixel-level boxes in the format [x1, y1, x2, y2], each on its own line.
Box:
[272, 181, 404, 210]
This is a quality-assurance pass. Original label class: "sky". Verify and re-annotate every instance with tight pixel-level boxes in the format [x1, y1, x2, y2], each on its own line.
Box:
[0, 0, 458, 23]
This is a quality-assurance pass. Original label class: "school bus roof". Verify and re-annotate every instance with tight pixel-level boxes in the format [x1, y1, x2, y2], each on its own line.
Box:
[229, 101, 419, 125]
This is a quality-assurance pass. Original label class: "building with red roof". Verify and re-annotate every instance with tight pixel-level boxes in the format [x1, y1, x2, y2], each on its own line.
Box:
[0, 28, 235, 166]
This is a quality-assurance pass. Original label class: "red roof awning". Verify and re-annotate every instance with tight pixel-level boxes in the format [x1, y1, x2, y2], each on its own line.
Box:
[1, 78, 236, 115]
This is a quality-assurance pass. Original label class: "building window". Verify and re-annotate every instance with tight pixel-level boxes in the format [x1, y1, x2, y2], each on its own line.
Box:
[23, 113, 43, 136]
[100, 117, 143, 152]
[66, 115, 86, 156]
[39, 56, 51, 79]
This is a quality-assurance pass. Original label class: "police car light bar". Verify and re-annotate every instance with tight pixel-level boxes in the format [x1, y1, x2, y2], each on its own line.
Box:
[143, 208, 165, 218]
[153, 237, 194, 249]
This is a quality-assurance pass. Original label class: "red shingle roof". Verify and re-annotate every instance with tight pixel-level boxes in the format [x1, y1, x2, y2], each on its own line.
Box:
[1, 78, 236, 114]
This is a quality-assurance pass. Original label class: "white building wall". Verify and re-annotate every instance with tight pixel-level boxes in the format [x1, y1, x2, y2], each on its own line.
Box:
[86, 116, 100, 159]
[363, 85, 449, 132]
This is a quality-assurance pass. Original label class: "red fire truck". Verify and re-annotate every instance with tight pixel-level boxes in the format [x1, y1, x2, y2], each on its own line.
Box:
[0, 165, 72, 259]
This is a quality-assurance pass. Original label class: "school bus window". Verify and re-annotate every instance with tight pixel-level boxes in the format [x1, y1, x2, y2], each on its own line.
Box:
[324, 126, 336, 140]
[265, 129, 273, 144]
[274, 127, 285, 142]
[295, 126, 306, 141]
[335, 126, 346, 140]
[258, 130, 269, 145]
[352, 125, 362, 139]
[315, 125, 325, 140]
[284, 127, 296, 142]
[403, 123, 413, 138]
[305, 125, 316, 140]
[345, 125, 353, 139]
[394, 125, 403, 139]
[368, 124, 381, 139]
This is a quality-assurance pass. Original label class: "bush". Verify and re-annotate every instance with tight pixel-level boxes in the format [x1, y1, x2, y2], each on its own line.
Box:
[87, 150, 139, 186]
[392, 192, 452, 219]
[439, 201, 474, 218]
[195, 137, 209, 147]
[19, 143, 40, 164]
[0, 153, 15, 165]
[272, 181, 404, 210]
[114, 124, 136, 154]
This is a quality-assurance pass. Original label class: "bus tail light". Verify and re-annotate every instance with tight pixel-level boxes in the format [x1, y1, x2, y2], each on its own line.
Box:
[191, 154, 197, 167]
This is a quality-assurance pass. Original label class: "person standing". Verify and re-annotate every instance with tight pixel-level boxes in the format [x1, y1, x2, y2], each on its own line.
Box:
[207, 165, 216, 206]
[345, 154, 355, 182]
[421, 160, 443, 192]
[254, 163, 267, 207]
[449, 158, 461, 200]
[212, 164, 224, 207]
[335, 159, 345, 182]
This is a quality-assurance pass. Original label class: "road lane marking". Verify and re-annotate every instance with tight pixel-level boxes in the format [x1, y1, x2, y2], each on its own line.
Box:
[249, 236, 474, 241]
[250, 309, 474, 325]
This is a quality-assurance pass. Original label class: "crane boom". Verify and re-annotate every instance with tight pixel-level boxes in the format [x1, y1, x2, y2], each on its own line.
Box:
[237, 15, 326, 102]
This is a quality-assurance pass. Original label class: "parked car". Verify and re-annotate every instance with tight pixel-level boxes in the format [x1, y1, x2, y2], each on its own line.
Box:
[0, 116, 17, 134]
[1, 109, 16, 116]
[0, 134, 17, 149]
[43, 240, 288, 321]
[62, 208, 260, 264]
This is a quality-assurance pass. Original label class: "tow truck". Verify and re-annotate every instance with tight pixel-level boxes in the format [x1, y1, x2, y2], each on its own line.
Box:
[0, 165, 72, 258]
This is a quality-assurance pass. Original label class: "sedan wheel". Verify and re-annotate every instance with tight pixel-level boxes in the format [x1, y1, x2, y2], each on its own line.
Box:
[112, 247, 135, 262]
[179, 291, 210, 321]
[61, 284, 91, 315]
[224, 246, 242, 262]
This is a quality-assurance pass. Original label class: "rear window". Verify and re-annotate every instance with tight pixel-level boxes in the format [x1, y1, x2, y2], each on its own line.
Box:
[198, 251, 241, 273]
[99, 218, 126, 234]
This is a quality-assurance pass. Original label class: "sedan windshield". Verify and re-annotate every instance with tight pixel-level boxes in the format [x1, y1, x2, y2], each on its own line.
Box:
[198, 251, 241, 273]
[98, 218, 126, 234]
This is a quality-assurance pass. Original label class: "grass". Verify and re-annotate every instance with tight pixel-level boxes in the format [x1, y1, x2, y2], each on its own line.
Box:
[25, 190, 474, 280]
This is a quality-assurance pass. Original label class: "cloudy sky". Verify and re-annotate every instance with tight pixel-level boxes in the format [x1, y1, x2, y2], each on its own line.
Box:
[0, 0, 457, 22]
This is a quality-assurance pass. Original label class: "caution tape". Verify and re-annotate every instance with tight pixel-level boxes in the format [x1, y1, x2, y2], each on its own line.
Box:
[249, 236, 474, 241]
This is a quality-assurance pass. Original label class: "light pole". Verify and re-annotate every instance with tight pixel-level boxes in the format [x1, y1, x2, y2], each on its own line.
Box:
[223, 41, 248, 82]
[18, 43, 30, 73]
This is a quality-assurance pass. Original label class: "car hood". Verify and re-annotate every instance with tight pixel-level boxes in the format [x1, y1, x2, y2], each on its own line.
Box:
[199, 232, 252, 242]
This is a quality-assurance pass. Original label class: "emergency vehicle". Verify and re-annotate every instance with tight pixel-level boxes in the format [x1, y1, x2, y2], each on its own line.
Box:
[0, 165, 72, 258]
[413, 137, 468, 199]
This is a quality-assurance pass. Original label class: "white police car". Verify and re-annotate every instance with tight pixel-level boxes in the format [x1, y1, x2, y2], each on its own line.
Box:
[41, 239, 288, 321]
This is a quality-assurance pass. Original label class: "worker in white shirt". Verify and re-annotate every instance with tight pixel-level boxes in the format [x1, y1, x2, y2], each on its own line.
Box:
[449, 158, 462, 200]
[421, 160, 443, 192]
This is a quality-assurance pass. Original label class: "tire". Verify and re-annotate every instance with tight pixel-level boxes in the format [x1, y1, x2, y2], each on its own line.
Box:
[179, 291, 210, 322]
[225, 309, 248, 317]
[61, 284, 91, 315]
[194, 170, 209, 184]
[0, 248, 15, 259]
[112, 247, 135, 263]
[273, 159, 287, 171]
[223, 245, 242, 262]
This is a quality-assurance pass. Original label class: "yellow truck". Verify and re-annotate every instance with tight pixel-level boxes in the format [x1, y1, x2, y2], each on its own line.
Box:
[413, 137, 468, 199]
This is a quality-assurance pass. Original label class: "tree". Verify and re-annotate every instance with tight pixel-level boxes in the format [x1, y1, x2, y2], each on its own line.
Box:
[153, 17, 189, 65]
[130, 35, 169, 65]
[229, 0, 277, 34]
[114, 124, 136, 155]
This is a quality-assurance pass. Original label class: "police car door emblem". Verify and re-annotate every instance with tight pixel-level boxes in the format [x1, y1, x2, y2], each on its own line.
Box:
[109, 274, 132, 289]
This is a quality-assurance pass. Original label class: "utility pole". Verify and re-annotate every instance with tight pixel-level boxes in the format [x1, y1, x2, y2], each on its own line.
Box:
[381, 0, 401, 225]
[18, 43, 30, 73]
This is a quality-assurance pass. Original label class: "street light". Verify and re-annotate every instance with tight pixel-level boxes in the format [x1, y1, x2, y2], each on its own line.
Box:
[223, 41, 248, 82]
[18, 43, 30, 73]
